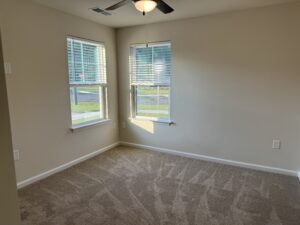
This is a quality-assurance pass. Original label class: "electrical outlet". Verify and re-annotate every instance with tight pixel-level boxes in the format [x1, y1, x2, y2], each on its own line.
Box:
[122, 122, 126, 129]
[4, 62, 12, 75]
[272, 140, 281, 149]
[13, 150, 20, 161]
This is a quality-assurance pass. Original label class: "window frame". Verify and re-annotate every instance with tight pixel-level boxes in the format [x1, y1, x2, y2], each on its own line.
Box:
[130, 42, 172, 124]
[67, 36, 109, 129]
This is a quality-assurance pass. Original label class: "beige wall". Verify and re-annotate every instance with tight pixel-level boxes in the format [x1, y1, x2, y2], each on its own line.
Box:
[0, 0, 119, 182]
[117, 2, 300, 172]
[0, 33, 21, 225]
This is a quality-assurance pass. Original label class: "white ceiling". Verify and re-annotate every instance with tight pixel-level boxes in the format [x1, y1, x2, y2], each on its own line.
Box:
[32, 0, 296, 28]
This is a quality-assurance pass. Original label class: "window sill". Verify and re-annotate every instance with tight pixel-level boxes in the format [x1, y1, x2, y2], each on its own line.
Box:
[70, 119, 111, 131]
[129, 117, 175, 126]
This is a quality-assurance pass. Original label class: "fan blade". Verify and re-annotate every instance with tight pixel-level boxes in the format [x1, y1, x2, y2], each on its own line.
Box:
[156, 0, 174, 14]
[91, 7, 111, 16]
[105, 0, 131, 11]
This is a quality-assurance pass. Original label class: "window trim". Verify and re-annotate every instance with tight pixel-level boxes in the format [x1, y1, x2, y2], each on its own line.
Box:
[130, 41, 172, 123]
[70, 118, 111, 131]
[67, 35, 105, 47]
[66, 36, 109, 129]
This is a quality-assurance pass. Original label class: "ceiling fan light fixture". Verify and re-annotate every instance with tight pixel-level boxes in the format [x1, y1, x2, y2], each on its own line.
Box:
[135, 0, 157, 14]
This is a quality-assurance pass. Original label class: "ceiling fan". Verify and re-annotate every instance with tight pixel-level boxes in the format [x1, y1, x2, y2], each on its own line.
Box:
[103, 0, 174, 16]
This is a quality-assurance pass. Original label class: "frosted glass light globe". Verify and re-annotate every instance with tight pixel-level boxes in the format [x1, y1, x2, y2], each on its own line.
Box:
[135, 0, 157, 14]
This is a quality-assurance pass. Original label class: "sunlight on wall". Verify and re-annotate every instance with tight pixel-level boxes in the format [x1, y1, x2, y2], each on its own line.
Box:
[130, 119, 154, 134]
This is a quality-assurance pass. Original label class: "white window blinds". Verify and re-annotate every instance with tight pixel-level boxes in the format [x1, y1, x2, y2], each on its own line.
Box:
[131, 42, 171, 86]
[67, 37, 107, 85]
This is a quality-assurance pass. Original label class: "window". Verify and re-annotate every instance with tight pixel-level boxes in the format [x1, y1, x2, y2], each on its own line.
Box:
[130, 42, 171, 122]
[67, 37, 108, 127]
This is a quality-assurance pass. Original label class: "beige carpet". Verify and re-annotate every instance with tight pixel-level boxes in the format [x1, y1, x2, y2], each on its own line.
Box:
[19, 146, 300, 225]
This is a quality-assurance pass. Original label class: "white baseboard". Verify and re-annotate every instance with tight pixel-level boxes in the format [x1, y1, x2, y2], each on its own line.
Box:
[17, 141, 298, 189]
[17, 142, 120, 189]
[120, 141, 298, 177]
